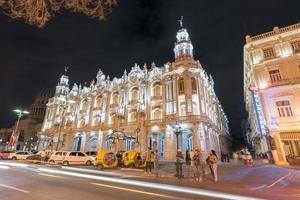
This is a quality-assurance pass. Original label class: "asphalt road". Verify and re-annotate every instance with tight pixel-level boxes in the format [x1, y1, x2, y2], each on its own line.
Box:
[0, 161, 268, 200]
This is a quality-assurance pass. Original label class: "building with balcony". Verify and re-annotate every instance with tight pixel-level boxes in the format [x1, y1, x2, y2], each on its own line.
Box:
[244, 22, 300, 165]
[38, 25, 230, 160]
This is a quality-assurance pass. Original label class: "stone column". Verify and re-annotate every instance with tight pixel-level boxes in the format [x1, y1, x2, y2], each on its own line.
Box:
[164, 126, 177, 160]
[274, 132, 289, 165]
[97, 130, 103, 151]
[192, 126, 200, 151]
[80, 133, 87, 152]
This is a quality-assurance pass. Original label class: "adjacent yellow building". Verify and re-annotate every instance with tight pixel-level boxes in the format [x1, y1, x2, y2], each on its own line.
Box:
[244, 23, 300, 165]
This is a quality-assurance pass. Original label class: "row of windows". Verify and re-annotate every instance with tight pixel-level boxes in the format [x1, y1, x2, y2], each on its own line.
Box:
[80, 77, 198, 110]
[263, 40, 300, 59]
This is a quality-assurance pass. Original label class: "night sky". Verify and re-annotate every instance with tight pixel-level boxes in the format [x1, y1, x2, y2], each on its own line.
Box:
[0, 0, 300, 146]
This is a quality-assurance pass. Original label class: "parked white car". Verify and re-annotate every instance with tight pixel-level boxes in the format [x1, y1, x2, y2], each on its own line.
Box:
[62, 151, 94, 166]
[8, 151, 32, 160]
[48, 151, 68, 164]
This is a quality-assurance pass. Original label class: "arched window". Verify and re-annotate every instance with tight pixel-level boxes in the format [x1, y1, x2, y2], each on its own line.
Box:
[130, 88, 139, 102]
[191, 77, 197, 93]
[128, 110, 137, 122]
[152, 108, 162, 120]
[151, 82, 162, 97]
[57, 105, 64, 115]
[81, 99, 88, 111]
[178, 77, 185, 95]
[78, 119, 85, 128]
[109, 114, 116, 124]
[111, 93, 119, 105]
[93, 117, 100, 126]
[179, 103, 186, 116]
[95, 96, 102, 108]
[192, 102, 199, 115]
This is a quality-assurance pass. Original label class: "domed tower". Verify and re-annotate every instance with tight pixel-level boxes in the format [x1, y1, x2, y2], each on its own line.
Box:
[55, 74, 69, 97]
[29, 84, 55, 121]
[174, 17, 194, 61]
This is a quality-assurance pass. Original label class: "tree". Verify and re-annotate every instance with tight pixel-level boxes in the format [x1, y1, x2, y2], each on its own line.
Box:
[0, 0, 118, 28]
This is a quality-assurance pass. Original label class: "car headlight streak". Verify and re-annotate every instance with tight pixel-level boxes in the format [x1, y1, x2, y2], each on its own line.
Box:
[37, 168, 264, 200]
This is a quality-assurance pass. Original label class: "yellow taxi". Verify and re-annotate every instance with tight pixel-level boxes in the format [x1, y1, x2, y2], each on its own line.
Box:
[95, 150, 118, 169]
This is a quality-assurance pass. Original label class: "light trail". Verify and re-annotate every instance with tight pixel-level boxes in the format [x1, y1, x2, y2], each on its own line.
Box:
[91, 182, 188, 200]
[39, 173, 67, 179]
[0, 165, 9, 169]
[0, 162, 28, 168]
[37, 167, 265, 200]
[267, 172, 292, 188]
[62, 166, 128, 177]
[0, 183, 30, 194]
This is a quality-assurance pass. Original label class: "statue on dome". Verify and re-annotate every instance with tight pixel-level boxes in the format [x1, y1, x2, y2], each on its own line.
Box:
[177, 16, 184, 28]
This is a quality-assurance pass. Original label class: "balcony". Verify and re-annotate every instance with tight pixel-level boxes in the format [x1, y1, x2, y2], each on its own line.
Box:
[110, 104, 118, 109]
[128, 100, 138, 105]
[266, 77, 300, 88]
[151, 95, 163, 101]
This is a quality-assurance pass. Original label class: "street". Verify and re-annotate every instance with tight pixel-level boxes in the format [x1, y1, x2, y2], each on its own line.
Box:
[0, 161, 299, 200]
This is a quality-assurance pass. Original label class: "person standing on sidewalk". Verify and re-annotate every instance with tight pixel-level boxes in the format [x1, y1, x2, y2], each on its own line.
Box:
[193, 148, 203, 181]
[40, 150, 46, 162]
[187, 149, 195, 180]
[207, 150, 218, 183]
[145, 147, 152, 174]
[154, 149, 159, 177]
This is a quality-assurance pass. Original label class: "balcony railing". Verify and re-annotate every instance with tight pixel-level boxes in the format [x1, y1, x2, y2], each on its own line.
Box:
[128, 100, 138, 105]
[247, 23, 300, 42]
[151, 96, 163, 101]
[266, 77, 300, 88]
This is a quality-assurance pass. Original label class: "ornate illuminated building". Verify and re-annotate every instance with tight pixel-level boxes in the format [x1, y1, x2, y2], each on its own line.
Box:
[38, 25, 230, 160]
[244, 22, 300, 165]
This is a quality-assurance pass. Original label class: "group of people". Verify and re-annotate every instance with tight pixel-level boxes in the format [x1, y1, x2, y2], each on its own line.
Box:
[144, 148, 159, 176]
[176, 149, 219, 183]
[220, 152, 230, 163]
[140, 147, 221, 183]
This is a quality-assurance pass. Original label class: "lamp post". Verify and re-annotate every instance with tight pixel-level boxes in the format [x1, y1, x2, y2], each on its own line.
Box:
[11, 109, 30, 150]
[173, 122, 182, 152]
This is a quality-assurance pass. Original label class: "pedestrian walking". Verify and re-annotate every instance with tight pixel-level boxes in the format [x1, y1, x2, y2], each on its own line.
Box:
[193, 148, 203, 181]
[40, 150, 46, 162]
[207, 150, 218, 183]
[221, 151, 225, 162]
[145, 147, 152, 174]
[175, 150, 184, 178]
[187, 149, 195, 180]
[226, 153, 230, 163]
[185, 149, 190, 164]
[154, 149, 159, 177]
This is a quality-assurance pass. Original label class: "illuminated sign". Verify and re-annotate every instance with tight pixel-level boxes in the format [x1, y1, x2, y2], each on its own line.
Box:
[251, 90, 267, 135]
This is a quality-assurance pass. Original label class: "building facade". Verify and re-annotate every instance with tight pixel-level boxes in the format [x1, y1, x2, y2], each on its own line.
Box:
[38, 27, 230, 160]
[244, 23, 300, 165]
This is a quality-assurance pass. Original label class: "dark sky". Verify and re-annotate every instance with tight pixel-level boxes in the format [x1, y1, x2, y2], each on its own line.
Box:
[0, 0, 300, 145]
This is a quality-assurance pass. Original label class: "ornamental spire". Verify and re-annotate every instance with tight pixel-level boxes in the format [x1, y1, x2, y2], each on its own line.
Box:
[177, 16, 184, 28]
[173, 19, 193, 60]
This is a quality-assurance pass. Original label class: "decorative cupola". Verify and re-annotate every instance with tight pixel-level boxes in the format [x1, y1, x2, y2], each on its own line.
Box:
[55, 67, 70, 97]
[174, 16, 194, 60]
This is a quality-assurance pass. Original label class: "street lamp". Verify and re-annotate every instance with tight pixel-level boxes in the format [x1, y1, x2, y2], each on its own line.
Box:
[172, 122, 182, 152]
[10, 109, 29, 150]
